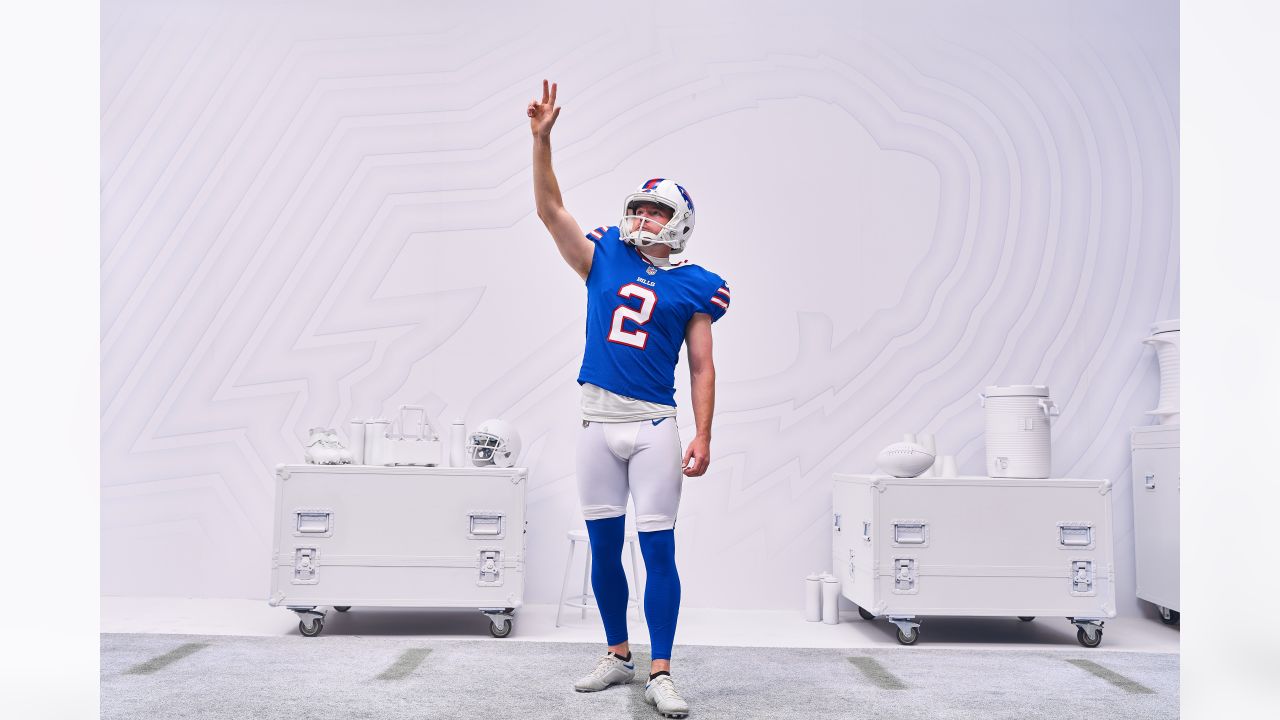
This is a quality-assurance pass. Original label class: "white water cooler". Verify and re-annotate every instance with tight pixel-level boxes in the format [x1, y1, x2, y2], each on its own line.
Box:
[981, 385, 1059, 479]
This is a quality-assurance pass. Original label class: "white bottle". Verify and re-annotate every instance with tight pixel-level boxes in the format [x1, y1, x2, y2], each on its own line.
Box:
[450, 419, 467, 467]
[919, 433, 937, 477]
[349, 420, 366, 464]
[364, 419, 390, 466]
[821, 574, 840, 624]
[804, 573, 822, 622]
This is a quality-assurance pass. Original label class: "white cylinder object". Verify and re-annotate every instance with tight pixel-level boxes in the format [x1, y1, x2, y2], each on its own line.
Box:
[919, 433, 937, 476]
[982, 385, 1056, 479]
[939, 455, 959, 478]
[349, 419, 366, 464]
[364, 419, 390, 466]
[450, 419, 467, 467]
[821, 575, 840, 624]
[804, 574, 822, 622]
[1142, 319, 1180, 424]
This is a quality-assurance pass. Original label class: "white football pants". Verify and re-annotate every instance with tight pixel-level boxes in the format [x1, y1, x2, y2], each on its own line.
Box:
[576, 418, 683, 532]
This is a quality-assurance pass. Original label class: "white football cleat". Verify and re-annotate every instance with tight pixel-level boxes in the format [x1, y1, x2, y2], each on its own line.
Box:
[573, 653, 635, 692]
[644, 674, 689, 718]
[323, 428, 353, 464]
[304, 427, 333, 464]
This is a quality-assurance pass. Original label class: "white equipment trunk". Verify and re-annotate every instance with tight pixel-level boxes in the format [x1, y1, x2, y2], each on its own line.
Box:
[832, 473, 1117, 646]
[268, 464, 527, 637]
[1130, 425, 1179, 616]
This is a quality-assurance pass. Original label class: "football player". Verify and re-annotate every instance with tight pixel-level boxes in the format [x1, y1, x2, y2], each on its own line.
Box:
[529, 79, 730, 719]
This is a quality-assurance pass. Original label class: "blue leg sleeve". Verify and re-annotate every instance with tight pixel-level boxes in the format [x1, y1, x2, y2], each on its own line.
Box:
[585, 516, 629, 646]
[638, 529, 681, 661]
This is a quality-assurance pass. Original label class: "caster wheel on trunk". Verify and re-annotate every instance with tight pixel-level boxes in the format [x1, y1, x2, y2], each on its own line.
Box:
[857, 606, 876, 621]
[1018, 616, 1035, 622]
[1158, 606, 1179, 625]
[1076, 627, 1103, 648]
[299, 618, 324, 637]
[489, 619, 512, 638]
[896, 627, 919, 645]
[334, 606, 350, 613]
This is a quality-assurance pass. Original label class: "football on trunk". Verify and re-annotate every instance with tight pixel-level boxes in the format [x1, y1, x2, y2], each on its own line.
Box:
[875, 442, 935, 478]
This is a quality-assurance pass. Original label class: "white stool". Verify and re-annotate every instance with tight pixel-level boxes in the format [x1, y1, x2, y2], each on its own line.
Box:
[556, 528, 645, 627]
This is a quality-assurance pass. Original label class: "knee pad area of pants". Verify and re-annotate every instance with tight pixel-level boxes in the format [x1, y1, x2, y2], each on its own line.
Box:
[582, 504, 627, 521]
[635, 513, 676, 532]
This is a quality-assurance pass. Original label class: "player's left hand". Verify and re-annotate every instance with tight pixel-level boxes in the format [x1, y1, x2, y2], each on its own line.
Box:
[682, 435, 711, 477]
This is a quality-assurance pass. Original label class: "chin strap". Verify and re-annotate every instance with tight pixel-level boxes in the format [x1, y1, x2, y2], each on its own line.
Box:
[640, 250, 672, 267]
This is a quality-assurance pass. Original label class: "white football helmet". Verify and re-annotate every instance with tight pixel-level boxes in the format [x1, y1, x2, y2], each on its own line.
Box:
[619, 178, 696, 254]
[466, 418, 522, 468]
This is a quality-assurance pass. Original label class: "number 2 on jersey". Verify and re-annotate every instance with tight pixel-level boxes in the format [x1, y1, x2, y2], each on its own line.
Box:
[608, 283, 657, 349]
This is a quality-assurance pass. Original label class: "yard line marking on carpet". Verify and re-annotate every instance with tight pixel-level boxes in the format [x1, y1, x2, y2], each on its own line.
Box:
[846, 656, 907, 690]
[377, 648, 433, 680]
[1062, 658, 1156, 694]
[124, 642, 210, 675]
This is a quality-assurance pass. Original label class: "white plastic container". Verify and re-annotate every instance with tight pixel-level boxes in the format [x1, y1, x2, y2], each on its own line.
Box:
[821, 575, 840, 624]
[918, 433, 937, 477]
[1142, 319, 1180, 425]
[450, 420, 467, 467]
[804, 573, 822, 622]
[348, 419, 366, 464]
[363, 419, 390, 465]
[981, 385, 1058, 479]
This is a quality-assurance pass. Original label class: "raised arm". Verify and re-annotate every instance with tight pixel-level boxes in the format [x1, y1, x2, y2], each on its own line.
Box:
[528, 80, 593, 281]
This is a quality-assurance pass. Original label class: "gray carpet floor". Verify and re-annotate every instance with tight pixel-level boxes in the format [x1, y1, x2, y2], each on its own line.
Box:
[101, 633, 1178, 719]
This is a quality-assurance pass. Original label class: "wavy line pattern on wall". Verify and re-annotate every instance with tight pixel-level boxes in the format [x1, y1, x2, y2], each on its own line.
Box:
[101, 0, 1177, 613]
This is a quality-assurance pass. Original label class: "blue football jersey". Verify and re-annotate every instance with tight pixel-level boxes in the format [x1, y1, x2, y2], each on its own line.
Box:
[577, 226, 731, 406]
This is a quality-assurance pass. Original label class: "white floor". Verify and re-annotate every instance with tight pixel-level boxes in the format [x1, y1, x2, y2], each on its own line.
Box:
[102, 596, 1179, 653]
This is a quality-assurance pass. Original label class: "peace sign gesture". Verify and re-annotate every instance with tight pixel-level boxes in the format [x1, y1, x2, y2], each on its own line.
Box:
[527, 79, 561, 138]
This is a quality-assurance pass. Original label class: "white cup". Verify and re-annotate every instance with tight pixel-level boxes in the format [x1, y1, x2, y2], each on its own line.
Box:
[940, 455, 958, 478]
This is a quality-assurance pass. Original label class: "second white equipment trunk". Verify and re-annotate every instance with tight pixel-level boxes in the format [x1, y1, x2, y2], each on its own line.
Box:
[832, 473, 1116, 647]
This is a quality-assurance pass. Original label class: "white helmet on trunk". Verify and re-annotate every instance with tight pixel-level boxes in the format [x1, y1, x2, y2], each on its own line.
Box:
[619, 178, 696, 254]
[466, 418, 522, 468]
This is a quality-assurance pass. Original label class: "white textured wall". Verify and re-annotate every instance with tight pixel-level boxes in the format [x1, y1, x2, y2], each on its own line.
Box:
[101, 0, 1178, 614]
